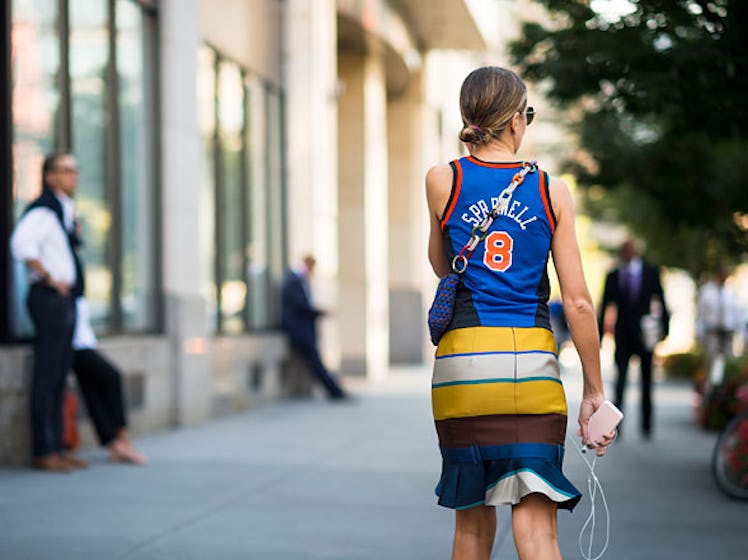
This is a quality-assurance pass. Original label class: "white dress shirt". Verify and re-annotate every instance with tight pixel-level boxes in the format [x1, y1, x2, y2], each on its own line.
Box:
[9, 192, 77, 286]
[73, 297, 98, 350]
[697, 281, 741, 336]
[57, 191, 75, 231]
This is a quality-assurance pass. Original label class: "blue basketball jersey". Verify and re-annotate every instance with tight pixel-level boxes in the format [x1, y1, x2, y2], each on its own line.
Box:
[441, 156, 556, 330]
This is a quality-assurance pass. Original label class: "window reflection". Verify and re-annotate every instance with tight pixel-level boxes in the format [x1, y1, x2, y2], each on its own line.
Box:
[246, 77, 271, 330]
[10, 0, 60, 337]
[218, 61, 245, 334]
[266, 90, 284, 325]
[9, 0, 159, 338]
[197, 46, 286, 334]
[70, 0, 111, 329]
[117, 0, 156, 330]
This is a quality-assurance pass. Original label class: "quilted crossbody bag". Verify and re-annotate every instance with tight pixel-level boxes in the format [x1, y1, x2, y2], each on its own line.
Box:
[427, 161, 538, 345]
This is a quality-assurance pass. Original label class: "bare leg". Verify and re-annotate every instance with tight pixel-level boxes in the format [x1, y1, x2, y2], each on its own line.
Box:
[512, 494, 562, 560]
[452, 505, 497, 560]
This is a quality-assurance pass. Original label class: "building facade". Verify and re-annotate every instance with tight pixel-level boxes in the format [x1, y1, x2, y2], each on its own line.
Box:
[0, 0, 488, 464]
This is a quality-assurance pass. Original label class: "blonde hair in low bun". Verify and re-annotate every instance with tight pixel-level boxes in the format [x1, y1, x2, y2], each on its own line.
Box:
[458, 66, 527, 146]
[458, 124, 491, 145]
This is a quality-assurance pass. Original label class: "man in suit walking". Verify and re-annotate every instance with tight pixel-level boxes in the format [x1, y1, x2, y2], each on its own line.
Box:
[599, 239, 670, 439]
[281, 255, 348, 400]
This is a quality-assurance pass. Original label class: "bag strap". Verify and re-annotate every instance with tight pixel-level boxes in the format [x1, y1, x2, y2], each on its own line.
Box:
[451, 160, 538, 274]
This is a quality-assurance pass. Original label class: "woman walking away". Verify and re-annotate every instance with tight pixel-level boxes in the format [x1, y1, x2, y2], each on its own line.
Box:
[425, 66, 614, 560]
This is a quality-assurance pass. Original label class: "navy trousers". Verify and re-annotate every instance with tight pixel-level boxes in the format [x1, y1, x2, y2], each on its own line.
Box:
[27, 285, 76, 457]
[72, 349, 128, 446]
[289, 338, 345, 399]
[614, 333, 654, 435]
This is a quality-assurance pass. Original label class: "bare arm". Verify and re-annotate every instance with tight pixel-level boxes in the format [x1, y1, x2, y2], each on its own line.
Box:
[598, 272, 614, 337]
[425, 164, 453, 278]
[549, 178, 608, 454]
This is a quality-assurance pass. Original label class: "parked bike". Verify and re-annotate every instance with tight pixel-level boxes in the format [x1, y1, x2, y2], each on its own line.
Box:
[712, 383, 748, 500]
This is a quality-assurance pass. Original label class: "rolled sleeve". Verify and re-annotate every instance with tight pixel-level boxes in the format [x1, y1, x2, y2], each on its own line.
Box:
[10, 209, 55, 262]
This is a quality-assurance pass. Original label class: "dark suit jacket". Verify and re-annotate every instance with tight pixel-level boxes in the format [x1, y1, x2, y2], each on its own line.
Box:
[599, 261, 670, 347]
[280, 270, 323, 347]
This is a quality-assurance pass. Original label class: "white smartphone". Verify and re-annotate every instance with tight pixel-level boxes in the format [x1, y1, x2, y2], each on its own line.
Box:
[587, 400, 624, 444]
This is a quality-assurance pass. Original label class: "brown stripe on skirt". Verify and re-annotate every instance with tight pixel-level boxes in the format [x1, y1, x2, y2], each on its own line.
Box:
[435, 413, 567, 448]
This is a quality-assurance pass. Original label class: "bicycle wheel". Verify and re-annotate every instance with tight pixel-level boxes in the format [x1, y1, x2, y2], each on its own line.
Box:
[712, 411, 748, 500]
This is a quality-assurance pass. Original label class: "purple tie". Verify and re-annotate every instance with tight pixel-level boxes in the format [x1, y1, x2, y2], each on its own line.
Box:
[627, 269, 638, 302]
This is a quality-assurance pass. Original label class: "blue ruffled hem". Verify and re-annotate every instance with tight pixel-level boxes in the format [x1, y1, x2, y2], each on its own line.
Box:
[435, 456, 581, 511]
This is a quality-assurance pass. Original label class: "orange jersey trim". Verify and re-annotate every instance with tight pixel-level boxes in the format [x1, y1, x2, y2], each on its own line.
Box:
[539, 170, 556, 234]
[441, 160, 463, 230]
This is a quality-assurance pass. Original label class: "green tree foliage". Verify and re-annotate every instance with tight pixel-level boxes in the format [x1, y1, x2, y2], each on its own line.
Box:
[510, 0, 748, 275]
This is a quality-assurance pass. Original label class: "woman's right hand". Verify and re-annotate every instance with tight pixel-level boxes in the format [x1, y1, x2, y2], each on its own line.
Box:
[578, 393, 612, 456]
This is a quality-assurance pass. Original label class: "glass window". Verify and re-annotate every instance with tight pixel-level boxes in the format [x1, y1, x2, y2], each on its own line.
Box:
[198, 46, 286, 334]
[10, 0, 60, 337]
[266, 89, 285, 325]
[69, 0, 111, 329]
[245, 77, 270, 329]
[117, 0, 156, 330]
[8, 0, 159, 339]
[217, 60, 245, 334]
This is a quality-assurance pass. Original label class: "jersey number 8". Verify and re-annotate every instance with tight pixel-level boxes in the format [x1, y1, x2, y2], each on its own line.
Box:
[483, 231, 513, 272]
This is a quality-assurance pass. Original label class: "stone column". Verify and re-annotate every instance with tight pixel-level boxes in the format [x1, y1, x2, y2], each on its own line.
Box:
[387, 69, 431, 364]
[283, 0, 341, 369]
[160, 0, 211, 426]
[337, 43, 389, 381]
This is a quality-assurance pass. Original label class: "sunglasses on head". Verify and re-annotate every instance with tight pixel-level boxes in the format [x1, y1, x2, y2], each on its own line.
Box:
[520, 106, 535, 126]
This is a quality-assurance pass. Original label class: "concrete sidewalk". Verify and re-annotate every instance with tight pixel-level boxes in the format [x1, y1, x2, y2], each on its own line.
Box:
[1, 361, 747, 559]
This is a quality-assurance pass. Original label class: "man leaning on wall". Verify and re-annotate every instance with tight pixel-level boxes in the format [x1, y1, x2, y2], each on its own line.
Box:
[10, 153, 87, 472]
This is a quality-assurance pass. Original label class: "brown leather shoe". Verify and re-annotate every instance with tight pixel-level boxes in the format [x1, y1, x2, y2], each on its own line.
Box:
[32, 454, 72, 473]
[62, 454, 89, 469]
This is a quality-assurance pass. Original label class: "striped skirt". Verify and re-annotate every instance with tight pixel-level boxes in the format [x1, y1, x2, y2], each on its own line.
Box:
[432, 326, 581, 511]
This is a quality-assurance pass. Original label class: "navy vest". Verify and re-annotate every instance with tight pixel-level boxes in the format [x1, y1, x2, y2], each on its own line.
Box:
[24, 188, 85, 297]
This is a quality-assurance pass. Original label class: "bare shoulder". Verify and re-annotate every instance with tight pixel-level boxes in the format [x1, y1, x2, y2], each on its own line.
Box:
[425, 163, 453, 191]
[548, 175, 571, 199]
[548, 175, 574, 219]
[425, 163, 454, 214]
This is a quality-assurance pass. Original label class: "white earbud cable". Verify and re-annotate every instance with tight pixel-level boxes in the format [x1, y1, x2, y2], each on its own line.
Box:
[570, 437, 611, 560]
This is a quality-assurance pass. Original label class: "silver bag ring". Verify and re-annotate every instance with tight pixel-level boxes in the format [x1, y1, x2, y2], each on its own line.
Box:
[451, 255, 468, 274]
